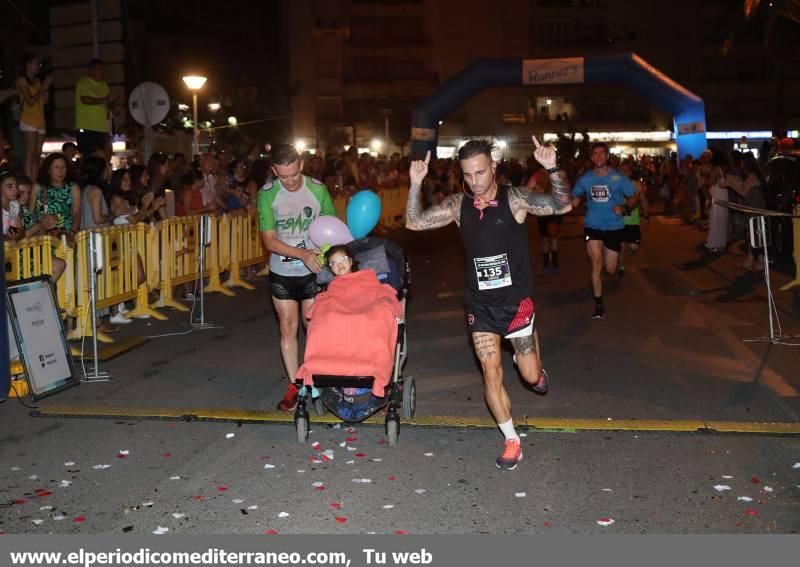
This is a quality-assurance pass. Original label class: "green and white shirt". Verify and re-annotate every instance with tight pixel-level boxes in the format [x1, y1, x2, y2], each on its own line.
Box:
[258, 176, 336, 277]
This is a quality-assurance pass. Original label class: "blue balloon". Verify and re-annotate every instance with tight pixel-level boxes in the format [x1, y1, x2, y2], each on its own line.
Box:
[346, 190, 382, 239]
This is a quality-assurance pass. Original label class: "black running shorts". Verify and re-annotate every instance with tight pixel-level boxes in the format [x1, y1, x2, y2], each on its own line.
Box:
[466, 297, 536, 338]
[584, 227, 625, 253]
[269, 272, 319, 302]
[622, 224, 641, 244]
[536, 215, 563, 235]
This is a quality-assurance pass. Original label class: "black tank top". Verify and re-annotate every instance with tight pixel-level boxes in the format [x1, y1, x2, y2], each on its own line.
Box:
[460, 186, 534, 306]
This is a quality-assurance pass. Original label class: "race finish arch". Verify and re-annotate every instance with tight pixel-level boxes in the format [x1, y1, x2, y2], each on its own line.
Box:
[411, 53, 707, 161]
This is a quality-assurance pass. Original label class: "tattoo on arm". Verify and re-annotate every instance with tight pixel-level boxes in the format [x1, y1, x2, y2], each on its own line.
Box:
[406, 184, 462, 230]
[509, 180, 572, 217]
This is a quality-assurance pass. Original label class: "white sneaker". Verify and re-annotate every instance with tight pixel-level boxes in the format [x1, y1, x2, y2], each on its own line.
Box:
[109, 313, 133, 325]
[117, 302, 129, 315]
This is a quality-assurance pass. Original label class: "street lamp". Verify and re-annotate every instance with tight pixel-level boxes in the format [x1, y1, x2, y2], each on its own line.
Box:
[182, 75, 207, 156]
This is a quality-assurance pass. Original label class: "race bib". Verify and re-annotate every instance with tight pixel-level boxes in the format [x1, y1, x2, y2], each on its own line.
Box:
[280, 240, 306, 264]
[591, 185, 610, 203]
[474, 254, 512, 290]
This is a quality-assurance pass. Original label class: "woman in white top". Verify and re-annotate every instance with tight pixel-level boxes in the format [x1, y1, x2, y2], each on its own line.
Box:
[1, 170, 22, 240]
[705, 151, 729, 253]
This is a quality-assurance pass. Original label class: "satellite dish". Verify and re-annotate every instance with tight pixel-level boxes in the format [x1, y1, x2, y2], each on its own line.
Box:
[128, 82, 170, 127]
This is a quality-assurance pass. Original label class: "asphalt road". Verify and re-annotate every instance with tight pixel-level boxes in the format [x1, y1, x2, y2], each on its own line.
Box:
[2, 211, 799, 534]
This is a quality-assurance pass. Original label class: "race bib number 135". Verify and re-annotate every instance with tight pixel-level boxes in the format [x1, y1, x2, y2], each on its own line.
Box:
[474, 254, 512, 290]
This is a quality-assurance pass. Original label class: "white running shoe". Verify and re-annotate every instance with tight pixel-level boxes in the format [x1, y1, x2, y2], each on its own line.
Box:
[109, 313, 133, 325]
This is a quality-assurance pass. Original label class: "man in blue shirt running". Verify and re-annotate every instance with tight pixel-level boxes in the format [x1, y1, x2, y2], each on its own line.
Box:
[572, 142, 638, 320]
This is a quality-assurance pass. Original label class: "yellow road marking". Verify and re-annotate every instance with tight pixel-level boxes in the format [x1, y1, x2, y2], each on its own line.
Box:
[34, 406, 800, 434]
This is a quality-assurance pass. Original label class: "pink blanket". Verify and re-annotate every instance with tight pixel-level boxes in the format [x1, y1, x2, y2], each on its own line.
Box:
[296, 270, 402, 396]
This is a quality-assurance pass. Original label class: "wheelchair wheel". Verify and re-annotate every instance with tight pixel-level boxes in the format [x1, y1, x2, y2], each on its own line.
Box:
[402, 376, 416, 420]
[295, 415, 308, 443]
[313, 397, 327, 417]
[386, 417, 399, 447]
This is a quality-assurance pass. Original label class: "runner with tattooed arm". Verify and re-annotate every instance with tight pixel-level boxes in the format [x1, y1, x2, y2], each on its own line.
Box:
[405, 137, 572, 470]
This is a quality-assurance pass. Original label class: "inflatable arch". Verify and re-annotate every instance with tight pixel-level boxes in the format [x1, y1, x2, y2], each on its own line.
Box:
[411, 53, 707, 161]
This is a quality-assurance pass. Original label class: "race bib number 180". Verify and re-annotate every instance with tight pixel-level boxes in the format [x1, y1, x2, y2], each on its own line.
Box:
[474, 254, 512, 290]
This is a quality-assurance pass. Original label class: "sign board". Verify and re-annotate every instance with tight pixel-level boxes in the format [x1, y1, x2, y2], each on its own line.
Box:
[129, 82, 170, 127]
[677, 121, 706, 135]
[522, 58, 584, 85]
[6, 277, 79, 400]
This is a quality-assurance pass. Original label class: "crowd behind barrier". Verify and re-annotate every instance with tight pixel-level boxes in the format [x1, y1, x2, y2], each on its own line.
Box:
[3, 187, 411, 344]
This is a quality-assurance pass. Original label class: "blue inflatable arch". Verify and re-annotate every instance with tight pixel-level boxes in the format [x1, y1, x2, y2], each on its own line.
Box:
[411, 53, 707, 161]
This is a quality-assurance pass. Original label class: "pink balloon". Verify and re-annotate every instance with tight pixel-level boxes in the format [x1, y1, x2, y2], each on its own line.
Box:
[309, 215, 353, 248]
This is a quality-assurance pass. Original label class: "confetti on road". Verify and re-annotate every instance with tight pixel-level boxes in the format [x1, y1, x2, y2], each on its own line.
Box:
[247, 505, 258, 510]
[226, 433, 235, 439]
[265, 530, 279, 535]
[414, 489, 426, 494]
[751, 477, 761, 484]
[355, 453, 366, 458]
[382, 505, 394, 509]
[713, 485, 732, 492]
[28, 475, 38, 480]
[330, 502, 342, 510]
[744, 508, 759, 517]
[39, 506, 53, 511]
[346, 460, 355, 465]
[346, 437, 358, 442]
[722, 475, 734, 479]
[543, 522, 551, 528]
[172, 513, 185, 519]
[92, 465, 111, 470]
[335, 517, 347, 523]
[297, 470, 305, 473]
[387, 475, 396, 481]
[153, 526, 169, 535]
[601, 488, 613, 492]
[312, 482, 325, 488]
[278, 512, 289, 518]
[59, 480, 72, 487]
[597, 518, 615, 526]
[763, 486, 774, 493]
[264, 464, 276, 469]
[31, 520, 43, 525]
[118, 450, 130, 457]
[352, 478, 372, 483]
[312, 442, 321, 450]
[64, 462, 75, 467]
[339, 442, 347, 448]
[792, 462, 800, 469]
[738, 496, 754, 502]
[72, 516, 86, 523]
[424, 453, 434, 457]
[519, 433, 527, 438]
[514, 492, 526, 498]
[322, 450, 335, 460]
[371, 458, 383, 462]
[394, 530, 408, 535]
[216, 486, 228, 492]
[142, 502, 154, 507]
[170, 476, 181, 480]
[162, 453, 172, 458]
[347, 447, 357, 452]
[53, 516, 65, 521]
[232, 499, 244, 504]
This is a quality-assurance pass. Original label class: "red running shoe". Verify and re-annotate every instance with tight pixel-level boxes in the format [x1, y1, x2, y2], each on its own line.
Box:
[277, 383, 299, 412]
[496, 438, 523, 470]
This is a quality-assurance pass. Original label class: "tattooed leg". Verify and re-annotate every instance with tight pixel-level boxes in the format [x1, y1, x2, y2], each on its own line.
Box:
[472, 332, 511, 424]
[511, 330, 544, 387]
